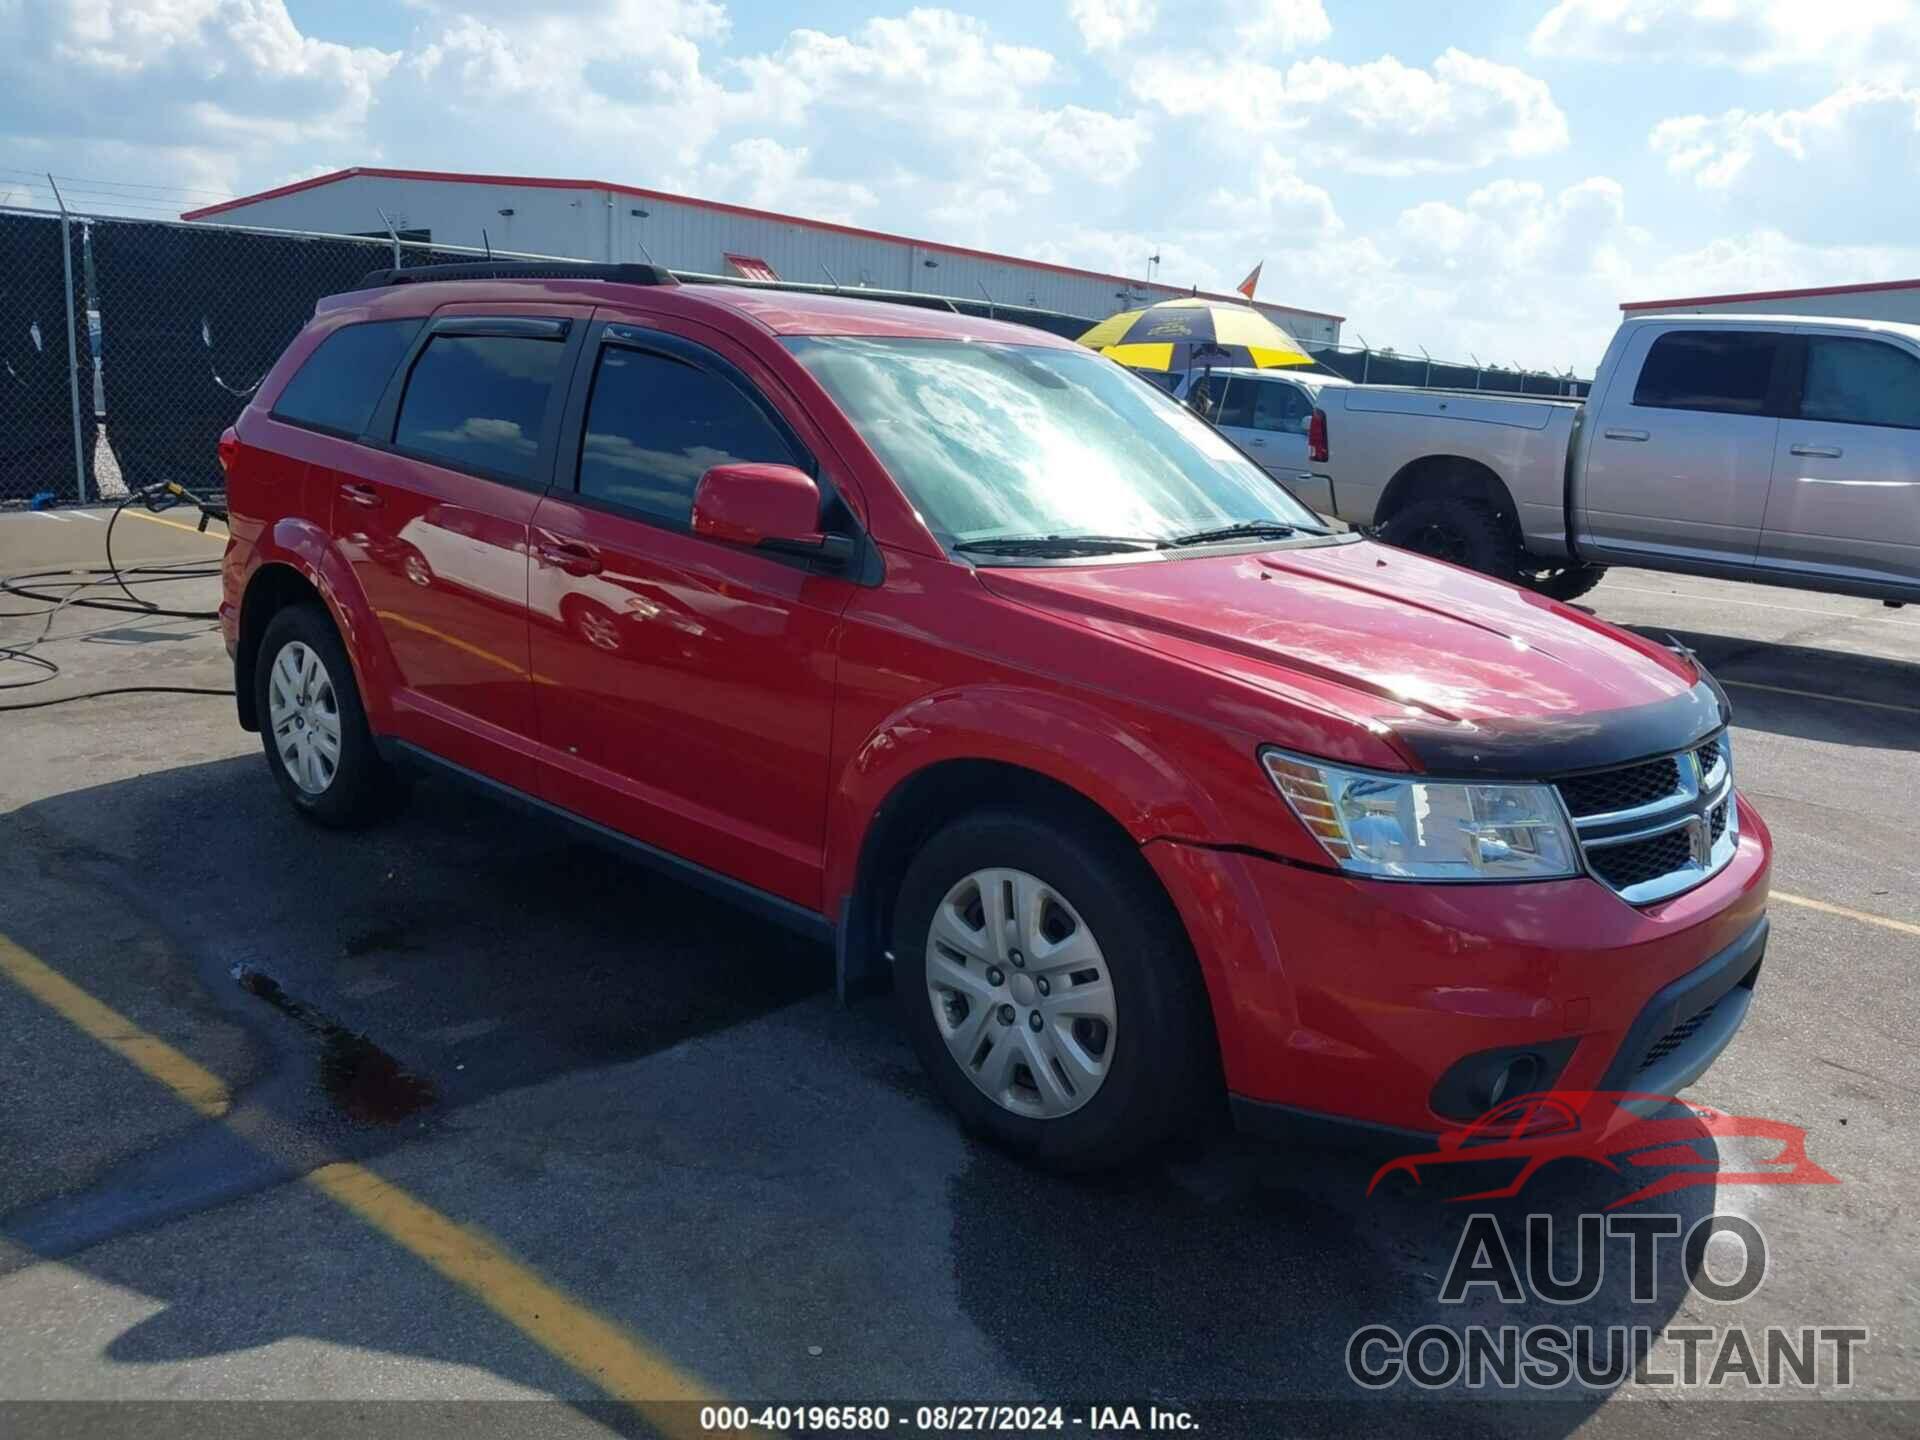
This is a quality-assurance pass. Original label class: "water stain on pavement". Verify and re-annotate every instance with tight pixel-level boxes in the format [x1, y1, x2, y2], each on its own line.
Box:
[231, 964, 437, 1125]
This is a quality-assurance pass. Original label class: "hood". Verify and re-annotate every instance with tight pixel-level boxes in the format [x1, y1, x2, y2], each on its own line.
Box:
[976, 538, 1726, 778]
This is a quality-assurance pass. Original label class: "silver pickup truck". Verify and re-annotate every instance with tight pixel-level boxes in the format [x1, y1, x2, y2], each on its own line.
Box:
[1316, 313, 1920, 604]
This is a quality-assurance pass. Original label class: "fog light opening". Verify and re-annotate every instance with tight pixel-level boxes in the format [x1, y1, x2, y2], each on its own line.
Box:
[1486, 1053, 1544, 1108]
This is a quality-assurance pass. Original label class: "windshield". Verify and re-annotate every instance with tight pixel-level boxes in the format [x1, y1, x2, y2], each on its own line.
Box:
[785, 337, 1324, 552]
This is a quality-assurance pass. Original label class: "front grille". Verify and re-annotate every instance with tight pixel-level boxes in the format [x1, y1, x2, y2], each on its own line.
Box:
[1639, 998, 1719, 1072]
[1590, 828, 1693, 891]
[1555, 731, 1735, 905]
[1557, 757, 1682, 818]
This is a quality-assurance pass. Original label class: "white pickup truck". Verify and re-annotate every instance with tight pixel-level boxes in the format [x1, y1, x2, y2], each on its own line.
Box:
[1315, 313, 1920, 604]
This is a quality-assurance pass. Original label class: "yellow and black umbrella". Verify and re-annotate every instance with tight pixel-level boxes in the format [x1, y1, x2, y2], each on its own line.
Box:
[1078, 295, 1312, 372]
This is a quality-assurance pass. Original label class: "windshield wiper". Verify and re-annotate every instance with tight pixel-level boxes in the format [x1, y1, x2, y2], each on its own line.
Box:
[953, 534, 1168, 558]
[1169, 520, 1326, 547]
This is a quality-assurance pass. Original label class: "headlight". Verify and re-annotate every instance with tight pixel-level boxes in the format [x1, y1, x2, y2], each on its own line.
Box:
[1261, 748, 1580, 881]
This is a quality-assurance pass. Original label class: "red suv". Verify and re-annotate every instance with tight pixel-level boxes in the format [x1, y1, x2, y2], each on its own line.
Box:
[219, 263, 1771, 1169]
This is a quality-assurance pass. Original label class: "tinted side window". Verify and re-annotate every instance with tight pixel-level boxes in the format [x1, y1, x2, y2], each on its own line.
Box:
[1253, 380, 1312, 434]
[1632, 331, 1780, 415]
[1801, 338, 1920, 429]
[1211, 376, 1254, 428]
[272, 319, 422, 437]
[393, 334, 566, 483]
[577, 347, 798, 525]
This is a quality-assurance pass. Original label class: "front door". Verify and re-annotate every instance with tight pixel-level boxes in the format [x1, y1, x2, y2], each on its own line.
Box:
[1577, 327, 1787, 569]
[1760, 333, 1920, 592]
[340, 304, 588, 790]
[527, 320, 858, 910]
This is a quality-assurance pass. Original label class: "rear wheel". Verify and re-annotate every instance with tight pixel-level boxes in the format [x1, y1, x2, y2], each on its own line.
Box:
[893, 809, 1218, 1171]
[255, 604, 406, 827]
[1377, 496, 1521, 580]
[1524, 563, 1608, 603]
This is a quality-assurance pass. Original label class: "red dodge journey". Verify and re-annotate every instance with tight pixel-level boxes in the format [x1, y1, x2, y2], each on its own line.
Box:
[219, 262, 1770, 1169]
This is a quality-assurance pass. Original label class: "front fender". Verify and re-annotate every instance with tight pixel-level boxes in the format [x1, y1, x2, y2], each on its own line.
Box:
[250, 517, 398, 732]
[822, 683, 1232, 914]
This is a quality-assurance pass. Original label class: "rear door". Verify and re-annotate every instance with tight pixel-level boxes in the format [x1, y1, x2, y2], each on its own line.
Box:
[526, 318, 860, 909]
[1761, 333, 1920, 592]
[1577, 327, 1789, 569]
[344, 303, 589, 790]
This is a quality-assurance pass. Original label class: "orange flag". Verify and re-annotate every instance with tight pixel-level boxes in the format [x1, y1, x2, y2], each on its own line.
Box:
[1236, 262, 1262, 300]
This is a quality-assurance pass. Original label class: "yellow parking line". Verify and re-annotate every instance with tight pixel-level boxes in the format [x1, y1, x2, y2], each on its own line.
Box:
[1774, 891, 1920, 940]
[0, 935, 230, 1118]
[0, 926, 726, 1434]
[309, 1162, 720, 1417]
[1721, 678, 1920, 718]
[120, 507, 224, 541]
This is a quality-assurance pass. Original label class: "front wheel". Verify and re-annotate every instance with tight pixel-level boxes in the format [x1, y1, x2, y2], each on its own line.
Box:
[893, 810, 1219, 1171]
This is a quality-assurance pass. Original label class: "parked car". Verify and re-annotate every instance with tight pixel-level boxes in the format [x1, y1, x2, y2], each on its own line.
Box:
[219, 262, 1771, 1170]
[1173, 365, 1348, 514]
[1316, 313, 1920, 604]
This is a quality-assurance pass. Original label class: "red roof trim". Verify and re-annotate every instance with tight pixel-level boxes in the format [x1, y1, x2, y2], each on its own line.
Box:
[1621, 277, 1920, 311]
[181, 166, 1347, 322]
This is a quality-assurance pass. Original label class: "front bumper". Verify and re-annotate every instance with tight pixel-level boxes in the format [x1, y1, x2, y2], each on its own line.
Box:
[1144, 794, 1771, 1136]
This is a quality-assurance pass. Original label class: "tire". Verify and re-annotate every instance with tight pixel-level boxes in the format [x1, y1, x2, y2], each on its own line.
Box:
[1525, 563, 1608, 603]
[1377, 496, 1523, 582]
[255, 603, 407, 828]
[892, 809, 1219, 1171]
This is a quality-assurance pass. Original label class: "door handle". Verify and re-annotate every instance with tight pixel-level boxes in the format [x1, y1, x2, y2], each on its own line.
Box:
[340, 482, 382, 508]
[1603, 428, 1649, 442]
[1789, 443, 1843, 459]
[535, 541, 603, 577]
[1248, 437, 1266, 446]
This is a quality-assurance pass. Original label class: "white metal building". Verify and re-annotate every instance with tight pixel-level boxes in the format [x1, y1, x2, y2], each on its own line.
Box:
[180, 167, 1344, 344]
[1621, 278, 1920, 326]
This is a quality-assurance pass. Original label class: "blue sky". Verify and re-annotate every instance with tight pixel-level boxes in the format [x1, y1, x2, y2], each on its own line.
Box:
[4, 0, 1916, 370]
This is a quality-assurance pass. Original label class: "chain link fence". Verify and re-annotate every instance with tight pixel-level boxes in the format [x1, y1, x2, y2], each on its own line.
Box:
[0, 212, 94, 506]
[0, 206, 1592, 510]
[1308, 343, 1590, 397]
[0, 208, 560, 510]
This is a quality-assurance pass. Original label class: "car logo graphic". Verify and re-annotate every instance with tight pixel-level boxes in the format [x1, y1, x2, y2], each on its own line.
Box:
[1368, 1091, 1839, 1209]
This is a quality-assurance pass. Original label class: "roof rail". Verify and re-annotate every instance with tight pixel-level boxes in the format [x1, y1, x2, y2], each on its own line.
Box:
[357, 260, 679, 289]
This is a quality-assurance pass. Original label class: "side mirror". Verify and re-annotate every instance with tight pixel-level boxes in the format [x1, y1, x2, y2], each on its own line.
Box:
[691, 462, 854, 568]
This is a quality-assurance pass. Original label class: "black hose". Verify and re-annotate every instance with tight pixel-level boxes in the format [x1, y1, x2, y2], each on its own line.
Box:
[0, 684, 233, 713]
[1, 484, 233, 700]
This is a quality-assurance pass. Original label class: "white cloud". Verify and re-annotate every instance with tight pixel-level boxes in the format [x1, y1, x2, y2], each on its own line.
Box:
[1131, 48, 1567, 175]
[696, 139, 877, 223]
[404, 1, 736, 170]
[728, 8, 1147, 232]
[1236, 0, 1332, 54]
[740, 10, 1055, 113]
[1652, 83, 1920, 188]
[1205, 149, 1343, 241]
[1530, 0, 1920, 74]
[6, 0, 395, 192]
[1068, 0, 1157, 52]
